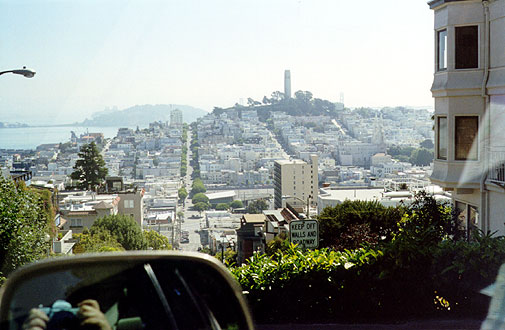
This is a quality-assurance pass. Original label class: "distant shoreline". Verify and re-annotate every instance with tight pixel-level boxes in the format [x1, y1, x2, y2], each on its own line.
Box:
[0, 123, 139, 129]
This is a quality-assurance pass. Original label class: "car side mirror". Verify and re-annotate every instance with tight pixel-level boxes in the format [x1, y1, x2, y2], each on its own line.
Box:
[0, 251, 254, 330]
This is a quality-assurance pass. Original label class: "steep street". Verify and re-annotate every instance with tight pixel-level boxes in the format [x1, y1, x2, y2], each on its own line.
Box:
[179, 125, 204, 252]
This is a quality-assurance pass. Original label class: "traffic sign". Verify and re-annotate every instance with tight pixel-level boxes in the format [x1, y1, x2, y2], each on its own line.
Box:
[289, 220, 319, 249]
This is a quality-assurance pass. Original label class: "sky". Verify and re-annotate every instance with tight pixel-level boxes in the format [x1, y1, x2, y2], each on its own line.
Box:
[0, 0, 434, 125]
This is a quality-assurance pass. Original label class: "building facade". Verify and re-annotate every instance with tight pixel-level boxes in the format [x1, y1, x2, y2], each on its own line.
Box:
[429, 0, 505, 236]
[170, 109, 183, 127]
[273, 155, 318, 210]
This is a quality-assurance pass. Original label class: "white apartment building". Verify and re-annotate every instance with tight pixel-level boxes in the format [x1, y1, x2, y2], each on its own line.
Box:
[429, 0, 505, 236]
[170, 109, 183, 127]
[274, 155, 318, 209]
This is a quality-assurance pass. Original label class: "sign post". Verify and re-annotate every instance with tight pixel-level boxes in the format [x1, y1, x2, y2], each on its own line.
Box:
[289, 220, 319, 249]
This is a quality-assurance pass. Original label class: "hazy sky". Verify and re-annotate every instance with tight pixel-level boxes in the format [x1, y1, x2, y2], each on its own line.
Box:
[0, 0, 434, 125]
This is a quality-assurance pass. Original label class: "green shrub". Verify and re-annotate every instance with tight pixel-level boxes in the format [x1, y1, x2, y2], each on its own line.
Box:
[231, 193, 504, 323]
[231, 245, 383, 323]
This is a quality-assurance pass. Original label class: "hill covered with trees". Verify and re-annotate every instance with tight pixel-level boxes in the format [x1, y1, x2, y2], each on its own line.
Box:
[212, 90, 339, 120]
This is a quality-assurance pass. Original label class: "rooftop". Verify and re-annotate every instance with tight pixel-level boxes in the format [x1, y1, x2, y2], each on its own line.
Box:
[205, 191, 236, 200]
[428, 0, 470, 9]
[319, 188, 384, 202]
[242, 214, 266, 224]
[275, 159, 307, 165]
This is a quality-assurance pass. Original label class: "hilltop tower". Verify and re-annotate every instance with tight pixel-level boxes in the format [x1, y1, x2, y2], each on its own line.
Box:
[284, 70, 291, 99]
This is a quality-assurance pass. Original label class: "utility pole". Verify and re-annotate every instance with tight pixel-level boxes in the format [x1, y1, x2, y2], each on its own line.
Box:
[307, 195, 311, 218]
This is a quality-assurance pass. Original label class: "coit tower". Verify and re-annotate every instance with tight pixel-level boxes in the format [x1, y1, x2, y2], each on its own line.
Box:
[284, 70, 291, 99]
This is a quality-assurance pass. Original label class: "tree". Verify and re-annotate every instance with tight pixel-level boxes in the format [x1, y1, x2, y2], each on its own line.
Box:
[194, 202, 210, 215]
[144, 230, 172, 250]
[317, 200, 405, 249]
[420, 139, 434, 149]
[270, 91, 284, 103]
[230, 200, 244, 209]
[215, 248, 237, 267]
[0, 177, 51, 277]
[294, 90, 313, 104]
[70, 142, 108, 191]
[266, 232, 290, 256]
[246, 199, 269, 214]
[409, 148, 434, 166]
[190, 178, 206, 196]
[215, 203, 229, 210]
[177, 211, 184, 221]
[178, 187, 188, 201]
[73, 228, 124, 253]
[192, 192, 209, 204]
[91, 215, 146, 250]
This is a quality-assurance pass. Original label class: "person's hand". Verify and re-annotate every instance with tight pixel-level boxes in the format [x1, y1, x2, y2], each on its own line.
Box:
[77, 299, 111, 330]
[22, 308, 49, 330]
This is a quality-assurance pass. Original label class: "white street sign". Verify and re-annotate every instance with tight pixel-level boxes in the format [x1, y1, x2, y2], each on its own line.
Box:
[289, 220, 319, 249]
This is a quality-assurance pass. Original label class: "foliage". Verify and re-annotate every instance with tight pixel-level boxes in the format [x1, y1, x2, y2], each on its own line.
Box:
[192, 192, 209, 204]
[193, 202, 210, 214]
[70, 142, 108, 191]
[178, 187, 188, 200]
[232, 229, 505, 323]
[73, 228, 124, 253]
[246, 199, 269, 214]
[190, 178, 206, 197]
[388, 145, 414, 158]
[230, 200, 244, 209]
[144, 230, 172, 250]
[0, 177, 51, 277]
[231, 245, 383, 323]
[216, 248, 237, 267]
[230, 193, 493, 323]
[317, 200, 404, 249]
[409, 147, 434, 166]
[265, 232, 290, 256]
[215, 203, 229, 210]
[219, 90, 338, 118]
[91, 214, 146, 250]
[332, 223, 379, 251]
[420, 139, 434, 149]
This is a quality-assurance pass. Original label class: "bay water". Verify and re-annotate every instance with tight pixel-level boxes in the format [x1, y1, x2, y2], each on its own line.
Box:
[0, 126, 132, 150]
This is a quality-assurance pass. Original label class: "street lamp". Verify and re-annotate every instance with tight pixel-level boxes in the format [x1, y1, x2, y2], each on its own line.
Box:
[0, 66, 36, 78]
[282, 195, 312, 218]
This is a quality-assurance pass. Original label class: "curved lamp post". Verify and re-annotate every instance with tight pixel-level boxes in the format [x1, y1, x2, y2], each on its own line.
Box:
[0, 66, 36, 78]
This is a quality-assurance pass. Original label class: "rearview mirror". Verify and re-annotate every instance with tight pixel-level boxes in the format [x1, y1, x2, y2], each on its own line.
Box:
[0, 252, 254, 330]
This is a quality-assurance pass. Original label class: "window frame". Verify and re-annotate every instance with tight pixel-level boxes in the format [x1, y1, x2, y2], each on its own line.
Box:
[454, 115, 479, 161]
[437, 29, 448, 71]
[437, 116, 448, 160]
[455, 25, 479, 70]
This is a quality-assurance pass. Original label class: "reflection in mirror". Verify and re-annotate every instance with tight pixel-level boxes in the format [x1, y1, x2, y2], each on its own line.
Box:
[1, 255, 251, 330]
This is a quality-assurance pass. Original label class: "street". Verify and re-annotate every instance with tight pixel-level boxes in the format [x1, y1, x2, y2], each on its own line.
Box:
[178, 125, 203, 252]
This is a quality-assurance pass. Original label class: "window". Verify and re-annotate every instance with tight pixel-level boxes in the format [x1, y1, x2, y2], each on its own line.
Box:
[437, 29, 447, 71]
[468, 205, 479, 237]
[455, 202, 479, 240]
[455, 26, 478, 69]
[455, 116, 478, 160]
[124, 200, 134, 208]
[70, 219, 82, 227]
[437, 117, 447, 160]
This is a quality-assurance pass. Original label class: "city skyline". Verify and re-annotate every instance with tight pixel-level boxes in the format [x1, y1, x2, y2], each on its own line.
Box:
[1, 1, 434, 125]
